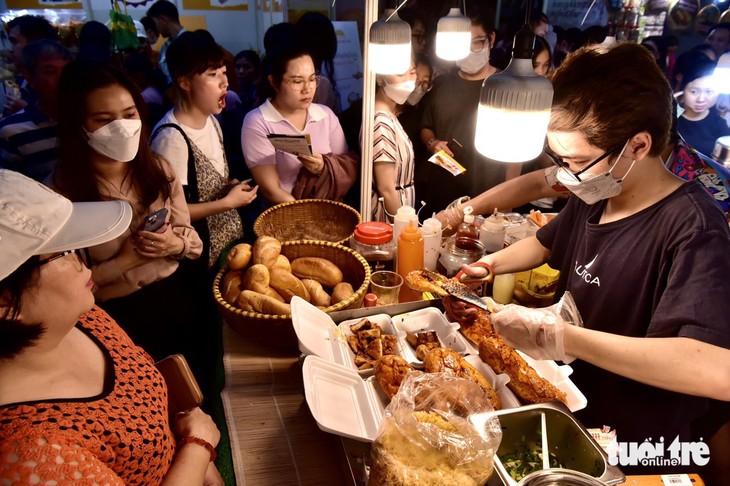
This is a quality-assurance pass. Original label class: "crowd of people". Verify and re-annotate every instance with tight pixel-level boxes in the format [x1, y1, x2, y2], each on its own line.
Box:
[1, 2, 730, 485]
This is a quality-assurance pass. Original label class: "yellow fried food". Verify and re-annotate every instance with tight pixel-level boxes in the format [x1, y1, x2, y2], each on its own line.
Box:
[374, 355, 415, 400]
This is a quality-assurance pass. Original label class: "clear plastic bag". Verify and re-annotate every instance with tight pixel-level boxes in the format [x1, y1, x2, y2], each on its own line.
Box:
[368, 371, 502, 486]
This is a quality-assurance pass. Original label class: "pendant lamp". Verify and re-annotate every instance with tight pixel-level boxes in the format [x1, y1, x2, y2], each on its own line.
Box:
[474, 25, 554, 162]
[600, 21, 617, 47]
[369, 9, 412, 74]
[436, 7, 471, 61]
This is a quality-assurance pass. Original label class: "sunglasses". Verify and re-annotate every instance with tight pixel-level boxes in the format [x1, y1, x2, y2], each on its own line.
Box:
[543, 144, 620, 182]
[35, 248, 91, 269]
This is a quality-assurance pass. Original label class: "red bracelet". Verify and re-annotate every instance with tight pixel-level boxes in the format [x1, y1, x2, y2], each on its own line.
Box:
[178, 436, 217, 462]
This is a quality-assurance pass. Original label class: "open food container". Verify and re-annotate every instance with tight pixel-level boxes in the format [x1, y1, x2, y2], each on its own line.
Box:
[390, 307, 471, 366]
[291, 297, 405, 376]
[492, 403, 624, 485]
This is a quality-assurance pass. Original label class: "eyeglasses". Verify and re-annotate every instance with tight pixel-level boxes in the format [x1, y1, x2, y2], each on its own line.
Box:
[544, 144, 619, 182]
[470, 37, 488, 52]
[283, 74, 322, 91]
[35, 248, 91, 270]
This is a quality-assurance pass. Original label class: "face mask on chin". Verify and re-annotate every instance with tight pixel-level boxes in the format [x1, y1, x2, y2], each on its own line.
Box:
[456, 46, 489, 75]
[84, 119, 142, 162]
[555, 139, 635, 205]
[406, 82, 430, 105]
[380, 78, 417, 105]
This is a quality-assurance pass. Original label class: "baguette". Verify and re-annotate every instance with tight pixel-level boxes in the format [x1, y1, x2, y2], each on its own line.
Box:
[222, 271, 243, 305]
[272, 254, 291, 272]
[241, 264, 270, 294]
[252, 236, 281, 269]
[227, 243, 252, 270]
[236, 290, 291, 315]
[269, 268, 310, 303]
[302, 279, 332, 307]
[290, 257, 343, 288]
[332, 282, 354, 304]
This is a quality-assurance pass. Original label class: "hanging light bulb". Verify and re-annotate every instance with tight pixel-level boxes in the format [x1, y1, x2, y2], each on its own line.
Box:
[436, 7, 471, 61]
[474, 27, 554, 163]
[369, 9, 412, 74]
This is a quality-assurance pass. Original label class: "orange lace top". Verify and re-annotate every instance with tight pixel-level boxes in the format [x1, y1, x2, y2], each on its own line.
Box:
[0, 307, 176, 485]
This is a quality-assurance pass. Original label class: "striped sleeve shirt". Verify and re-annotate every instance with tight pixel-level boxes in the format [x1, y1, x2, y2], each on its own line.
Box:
[0, 104, 58, 182]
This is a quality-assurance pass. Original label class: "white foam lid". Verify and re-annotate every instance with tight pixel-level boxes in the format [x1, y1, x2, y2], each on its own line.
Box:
[302, 355, 385, 442]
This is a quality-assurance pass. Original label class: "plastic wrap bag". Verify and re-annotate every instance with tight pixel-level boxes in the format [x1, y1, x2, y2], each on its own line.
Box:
[368, 371, 502, 486]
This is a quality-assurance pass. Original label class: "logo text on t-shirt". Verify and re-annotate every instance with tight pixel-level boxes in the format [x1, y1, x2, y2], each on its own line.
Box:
[574, 254, 600, 286]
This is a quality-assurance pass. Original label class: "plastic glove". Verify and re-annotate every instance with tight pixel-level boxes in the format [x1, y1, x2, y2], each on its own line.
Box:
[439, 196, 470, 236]
[490, 292, 582, 363]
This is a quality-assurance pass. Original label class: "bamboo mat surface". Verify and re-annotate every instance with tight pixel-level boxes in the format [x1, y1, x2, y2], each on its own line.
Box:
[221, 323, 356, 486]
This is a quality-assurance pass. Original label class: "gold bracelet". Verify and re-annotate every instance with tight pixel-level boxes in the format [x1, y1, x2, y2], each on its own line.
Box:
[179, 436, 217, 462]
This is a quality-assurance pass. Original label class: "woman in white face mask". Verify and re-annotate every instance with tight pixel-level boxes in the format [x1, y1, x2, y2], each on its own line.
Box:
[452, 44, 730, 481]
[49, 63, 222, 413]
[371, 62, 418, 221]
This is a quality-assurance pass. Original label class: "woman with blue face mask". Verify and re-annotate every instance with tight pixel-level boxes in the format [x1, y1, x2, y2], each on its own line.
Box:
[454, 43, 730, 479]
[49, 62, 208, 381]
[371, 61, 418, 221]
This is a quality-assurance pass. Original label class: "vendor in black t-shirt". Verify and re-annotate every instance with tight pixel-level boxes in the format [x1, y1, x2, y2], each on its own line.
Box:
[457, 44, 730, 480]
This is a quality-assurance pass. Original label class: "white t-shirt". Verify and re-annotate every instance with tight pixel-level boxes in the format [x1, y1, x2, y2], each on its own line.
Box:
[151, 110, 226, 186]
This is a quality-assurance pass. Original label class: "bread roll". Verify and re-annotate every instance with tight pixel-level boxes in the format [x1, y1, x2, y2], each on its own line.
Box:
[302, 279, 332, 307]
[269, 268, 310, 303]
[252, 236, 281, 269]
[236, 290, 291, 315]
[290, 257, 343, 288]
[272, 254, 291, 272]
[241, 264, 270, 294]
[222, 271, 243, 305]
[332, 282, 354, 304]
[227, 243, 252, 270]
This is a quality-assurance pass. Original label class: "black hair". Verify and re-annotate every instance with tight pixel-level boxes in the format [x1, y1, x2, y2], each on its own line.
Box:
[166, 30, 226, 83]
[122, 52, 168, 93]
[140, 16, 158, 36]
[6, 15, 58, 42]
[258, 44, 313, 101]
[0, 257, 44, 360]
[235, 49, 261, 69]
[581, 25, 607, 46]
[708, 22, 730, 38]
[641, 35, 668, 72]
[530, 10, 550, 28]
[263, 22, 298, 53]
[22, 40, 72, 75]
[296, 12, 337, 88]
[468, 9, 496, 36]
[679, 55, 717, 92]
[78, 21, 111, 64]
[147, 0, 180, 23]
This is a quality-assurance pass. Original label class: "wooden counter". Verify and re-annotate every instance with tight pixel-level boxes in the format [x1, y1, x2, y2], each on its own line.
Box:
[221, 323, 355, 485]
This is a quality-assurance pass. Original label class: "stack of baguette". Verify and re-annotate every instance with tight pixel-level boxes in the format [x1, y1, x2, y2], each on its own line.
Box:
[220, 236, 355, 315]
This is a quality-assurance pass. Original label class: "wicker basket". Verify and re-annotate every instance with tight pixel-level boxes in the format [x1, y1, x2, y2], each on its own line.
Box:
[213, 240, 371, 351]
[253, 199, 361, 245]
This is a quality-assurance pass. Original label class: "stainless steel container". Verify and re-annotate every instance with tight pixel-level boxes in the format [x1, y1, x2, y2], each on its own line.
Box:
[519, 469, 609, 485]
[491, 403, 625, 486]
[712, 136, 730, 166]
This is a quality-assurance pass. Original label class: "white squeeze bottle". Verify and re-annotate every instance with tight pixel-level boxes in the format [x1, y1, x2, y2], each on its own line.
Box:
[421, 217, 442, 271]
[393, 205, 417, 245]
[480, 211, 506, 253]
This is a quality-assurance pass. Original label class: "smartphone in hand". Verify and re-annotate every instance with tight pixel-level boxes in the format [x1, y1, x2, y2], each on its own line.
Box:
[447, 138, 465, 161]
[155, 354, 204, 415]
[142, 207, 168, 232]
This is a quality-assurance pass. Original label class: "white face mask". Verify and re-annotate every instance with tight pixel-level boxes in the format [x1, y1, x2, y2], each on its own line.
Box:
[406, 82, 430, 105]
[555, 139, 635, 205]
[456, 46, 489, 74]
[380, 78, 417, 105]
[84, 119, 142, 162]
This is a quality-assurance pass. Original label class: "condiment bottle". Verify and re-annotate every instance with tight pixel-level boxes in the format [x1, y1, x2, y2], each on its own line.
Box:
[393, 205, 417, 244]
[397, 221, 424, 302]
[455, 206, 479, 250]
[364, 293, 378, 307]
[480, 213, 506, 253]
[421, 217, 443, 271]
[492, 273, 516, 304]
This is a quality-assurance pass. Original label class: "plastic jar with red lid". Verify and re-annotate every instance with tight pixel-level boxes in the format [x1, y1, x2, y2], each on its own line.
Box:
[350, 222, 396, 273]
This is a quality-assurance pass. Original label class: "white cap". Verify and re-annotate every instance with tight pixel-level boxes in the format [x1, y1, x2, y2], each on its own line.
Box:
[134, 20, 147, 39]
[421, 217, 442, 236]
[0, 170, 133, 281]
[395, 205, 416, 220]
[463, 206, 474, 223]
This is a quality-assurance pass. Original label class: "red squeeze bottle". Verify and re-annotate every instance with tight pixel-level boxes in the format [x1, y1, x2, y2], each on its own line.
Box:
[397, 221, 424, 302]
